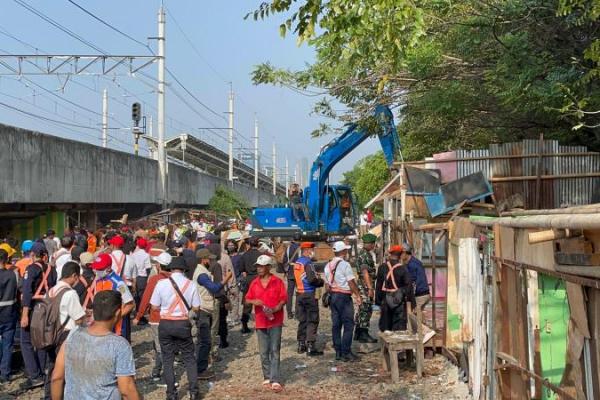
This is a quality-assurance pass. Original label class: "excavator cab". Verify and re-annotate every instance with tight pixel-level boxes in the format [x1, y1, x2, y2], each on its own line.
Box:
[321, 185, 356, 236]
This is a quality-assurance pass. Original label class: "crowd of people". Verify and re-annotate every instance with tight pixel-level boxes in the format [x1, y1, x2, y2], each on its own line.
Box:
[0, 219, 432, 399]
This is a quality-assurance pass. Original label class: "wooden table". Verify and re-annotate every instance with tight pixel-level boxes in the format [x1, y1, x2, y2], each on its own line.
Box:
[379, 330, 424, 382]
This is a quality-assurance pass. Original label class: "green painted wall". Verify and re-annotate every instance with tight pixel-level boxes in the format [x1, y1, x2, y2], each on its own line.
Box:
[538, 274, 569, 400]
[10, 211, 66, 246]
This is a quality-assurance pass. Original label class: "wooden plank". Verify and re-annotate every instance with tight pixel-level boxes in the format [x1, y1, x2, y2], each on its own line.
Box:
[533, 329, 542, 399]
[555, 252, 600, 266]
[565, 282, 591, 338]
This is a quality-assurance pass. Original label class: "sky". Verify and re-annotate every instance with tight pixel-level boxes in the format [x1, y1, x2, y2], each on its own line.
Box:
[0, 0, 380, 183]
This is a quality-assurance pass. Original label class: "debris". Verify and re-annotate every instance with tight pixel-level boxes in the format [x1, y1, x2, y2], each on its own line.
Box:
[295, 364, 307, 369]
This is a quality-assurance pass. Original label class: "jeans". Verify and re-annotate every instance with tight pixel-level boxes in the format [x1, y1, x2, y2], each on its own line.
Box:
[158, 320, 198, 399]
[21, 324, 47, 379]
[286, 279, 296, 316]
[0, 319, 16, 378]
[256, 326, 282, 383]
[296, 293, 319, 343]
[330, 293, 355, 355]
[196, 310, 212, 373]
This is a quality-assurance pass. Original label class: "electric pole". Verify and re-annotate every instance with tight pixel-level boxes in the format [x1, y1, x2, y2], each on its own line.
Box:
[285, 157, 289, 192]
[254, 115, 259, 189]
[157, 5, 167, 207]
[272, 142, 277, 196]
[228, 86, 234, 182]
[102, 88, 108, 148]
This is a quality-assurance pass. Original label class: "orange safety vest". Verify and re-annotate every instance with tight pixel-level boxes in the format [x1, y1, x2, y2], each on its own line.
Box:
[161, 280, 192, 321]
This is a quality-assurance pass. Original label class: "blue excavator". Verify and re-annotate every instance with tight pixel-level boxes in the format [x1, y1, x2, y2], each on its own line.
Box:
[251, 105, 401, 239]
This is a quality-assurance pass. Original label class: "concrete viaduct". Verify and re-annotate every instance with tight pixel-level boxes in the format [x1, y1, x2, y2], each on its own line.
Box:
[0, 124, 283, 234]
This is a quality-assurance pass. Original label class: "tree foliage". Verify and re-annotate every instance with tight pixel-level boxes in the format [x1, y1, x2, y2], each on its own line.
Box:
[340, 151, 390, 210]
[250, 0, 600, 160]
[208, 186, 250, 217]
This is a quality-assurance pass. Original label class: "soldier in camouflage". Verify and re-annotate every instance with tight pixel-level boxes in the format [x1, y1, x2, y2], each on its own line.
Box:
[354, 233, 378, 343]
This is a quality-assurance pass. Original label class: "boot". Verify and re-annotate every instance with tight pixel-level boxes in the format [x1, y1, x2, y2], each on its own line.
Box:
[361, 329, 378, 344]
[335, 351, 343, 361]
[241, 321, 251, 334]
[307, 342, 324, 356]
[297, 342, 307, 354]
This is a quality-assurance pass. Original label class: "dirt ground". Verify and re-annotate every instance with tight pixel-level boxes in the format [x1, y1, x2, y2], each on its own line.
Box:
[3, 306, 469, 400]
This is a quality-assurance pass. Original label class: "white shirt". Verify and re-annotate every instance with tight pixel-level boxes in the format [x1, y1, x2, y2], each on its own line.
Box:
[324, 257, 356, 292]
[48, 281, 86, 331]
[111, 250, 137, 284]
[55, 253, 72, 280]
[150, 272, 201, 319]
[360, 213, 368, 226]
[132, 248, 151, 278]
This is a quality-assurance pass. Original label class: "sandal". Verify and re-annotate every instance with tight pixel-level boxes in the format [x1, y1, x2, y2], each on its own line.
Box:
[271, 382, 283, 393]
[262, 379, 271, 389]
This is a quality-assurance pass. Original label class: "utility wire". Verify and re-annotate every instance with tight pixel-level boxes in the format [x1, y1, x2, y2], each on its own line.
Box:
[13, 0, 107, 54]
[65, 0, 149, 49]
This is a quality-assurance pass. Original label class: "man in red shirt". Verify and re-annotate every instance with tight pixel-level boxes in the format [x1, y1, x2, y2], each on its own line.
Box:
[245, 255, 287, 393]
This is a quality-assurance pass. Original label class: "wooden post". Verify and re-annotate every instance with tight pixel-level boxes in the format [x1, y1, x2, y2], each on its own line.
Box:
[535, 133, 544, 209]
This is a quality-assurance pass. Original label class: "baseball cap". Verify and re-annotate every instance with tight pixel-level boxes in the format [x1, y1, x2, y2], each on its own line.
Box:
[91, 253, 113, 270]
[300, 242, 315, 249]
[389, 245, 404, 254]
[108, 235, 124, 247]
[21, 240, 34, 253]
[80, 252, 95, 266]
[31, 242, 48, 256]
[0, 243, 15, 258]
[196, 248, 215, 260]
[332, 241, 351, 253]
[136, 238, 148, 248]
[255, 255, 273, 266]
[152, 251, 173, 266]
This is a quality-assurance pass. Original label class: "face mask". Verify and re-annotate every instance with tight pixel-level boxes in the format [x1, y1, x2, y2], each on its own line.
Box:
[227, 246, 236, 253]
[94, 269, 109, 279]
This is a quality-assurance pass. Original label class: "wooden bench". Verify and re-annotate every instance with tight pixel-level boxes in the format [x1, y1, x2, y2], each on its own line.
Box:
[379, 330, 424, 382]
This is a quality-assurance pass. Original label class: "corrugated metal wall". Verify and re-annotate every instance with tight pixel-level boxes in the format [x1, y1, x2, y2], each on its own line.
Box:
[434, 140, 600, 209]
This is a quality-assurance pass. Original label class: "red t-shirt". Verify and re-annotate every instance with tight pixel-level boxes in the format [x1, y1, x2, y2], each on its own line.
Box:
[245, 274, 287, 329]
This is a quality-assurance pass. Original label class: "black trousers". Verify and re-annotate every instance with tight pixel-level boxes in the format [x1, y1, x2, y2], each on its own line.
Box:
[135, 276, 148, 309]
[296, 292, 319, 343]
[218, 302, 228, 343]
[286, 278, 296, 316]
[158, 320, 198, 399]
[379, 302, 408, 332]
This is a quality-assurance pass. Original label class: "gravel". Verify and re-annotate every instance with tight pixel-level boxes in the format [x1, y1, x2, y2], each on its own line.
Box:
[3, 307, 469, 400]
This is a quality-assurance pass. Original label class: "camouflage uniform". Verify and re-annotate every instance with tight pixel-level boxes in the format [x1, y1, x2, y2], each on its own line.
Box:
[355, 248, 376, 329]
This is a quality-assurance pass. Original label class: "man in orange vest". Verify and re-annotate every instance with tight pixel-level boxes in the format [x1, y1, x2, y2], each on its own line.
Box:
[293, 242, 325, 356]
[88, 253, 135, 342]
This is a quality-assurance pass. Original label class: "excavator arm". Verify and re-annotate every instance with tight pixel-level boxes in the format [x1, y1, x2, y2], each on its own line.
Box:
[306, 105, 400, 227]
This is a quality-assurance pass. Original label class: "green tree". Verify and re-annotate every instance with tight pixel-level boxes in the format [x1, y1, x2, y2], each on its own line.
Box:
[250, 0, 600, 158]
[341, 151, 390, 210]
[208, 185, 250, 217]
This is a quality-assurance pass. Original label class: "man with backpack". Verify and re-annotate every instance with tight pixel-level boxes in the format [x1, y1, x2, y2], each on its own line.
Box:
[39, 261, 86, 399]
[150, 256, 201, 400]
[293, 242, 324, 356]
[375, 245, 415, 332]
[21, 241, 57, 389]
